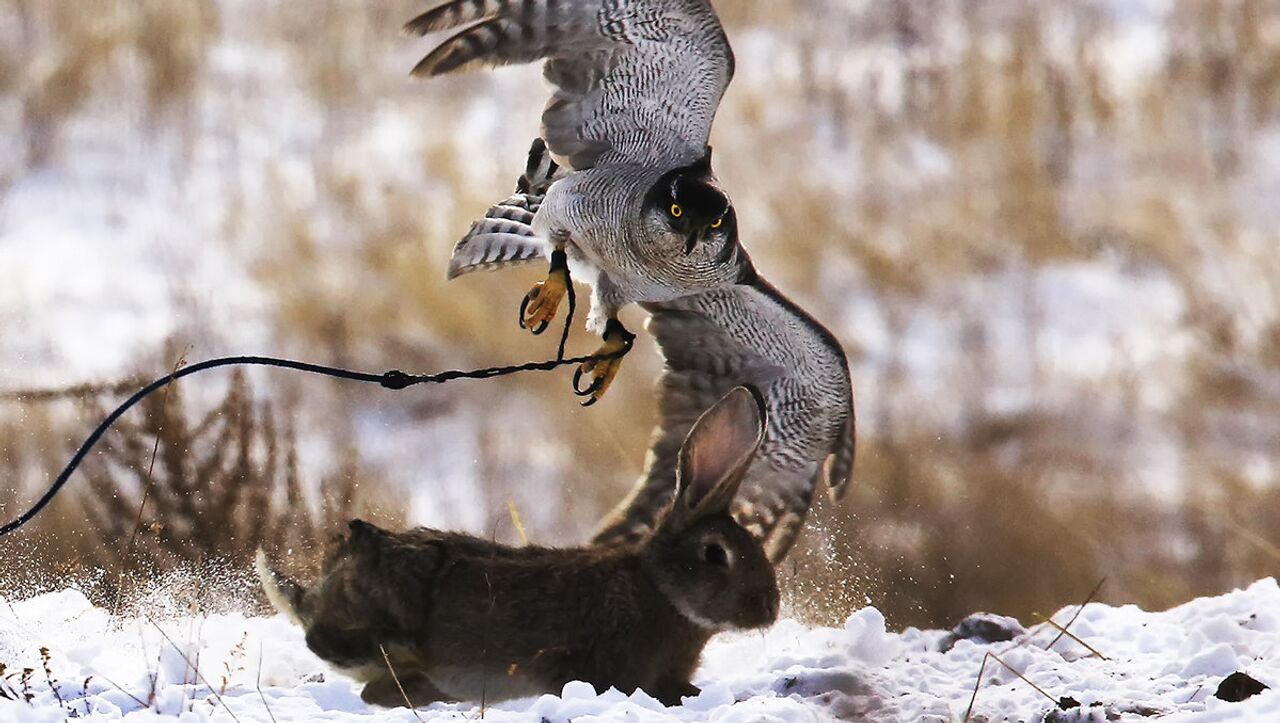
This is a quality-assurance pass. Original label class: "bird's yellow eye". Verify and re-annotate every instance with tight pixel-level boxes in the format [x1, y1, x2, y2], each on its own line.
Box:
[710, 216, 724, 229]
[670, 204, 683, 218]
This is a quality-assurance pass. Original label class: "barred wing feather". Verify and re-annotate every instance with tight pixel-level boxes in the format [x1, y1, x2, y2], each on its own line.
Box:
[593, 272, 856, 562]
[406, 0, 735, 170]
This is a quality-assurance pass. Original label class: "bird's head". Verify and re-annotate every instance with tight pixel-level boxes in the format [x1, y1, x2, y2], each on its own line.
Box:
[646, 148, 738, 257]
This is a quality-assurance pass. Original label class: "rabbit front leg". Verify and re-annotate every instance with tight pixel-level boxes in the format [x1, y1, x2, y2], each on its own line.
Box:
[360, 671, 451, 708]
[648, 677, 700, 708]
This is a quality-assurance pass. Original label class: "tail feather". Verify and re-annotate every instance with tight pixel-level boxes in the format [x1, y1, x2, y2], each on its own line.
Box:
[484, 200, 536, 226]
[447, 220, 545, 278]
[406, 0, 604, 77]
[411, 17, 538, 76]
[447, 138, 562, 279]
[255, 549, 308, 625]
[403, 0, 508, 36]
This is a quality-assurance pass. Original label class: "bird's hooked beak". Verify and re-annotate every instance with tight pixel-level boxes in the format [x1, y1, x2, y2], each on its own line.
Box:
[683, 229, 701, 255]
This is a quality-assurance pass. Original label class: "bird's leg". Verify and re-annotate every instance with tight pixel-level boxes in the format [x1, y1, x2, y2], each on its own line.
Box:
[572, 317, 635, 406]
[518, 232, 570, 335]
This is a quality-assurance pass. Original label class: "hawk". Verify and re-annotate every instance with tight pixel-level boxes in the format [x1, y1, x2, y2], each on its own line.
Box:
[407, 0, 744, 404]
[405, 1, 856, 558]
[447, 144, 858, 560]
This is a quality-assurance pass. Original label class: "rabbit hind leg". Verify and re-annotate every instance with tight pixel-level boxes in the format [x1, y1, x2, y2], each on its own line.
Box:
[648, 677, 700, 708]
[360, 670, 452, 709]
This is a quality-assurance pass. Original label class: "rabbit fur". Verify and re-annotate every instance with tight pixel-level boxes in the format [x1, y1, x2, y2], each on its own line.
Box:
[256, 386, 780, 708]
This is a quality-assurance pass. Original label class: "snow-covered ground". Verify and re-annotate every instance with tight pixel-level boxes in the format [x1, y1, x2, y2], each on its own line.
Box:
[2, 578, 1277, 722]
[3, 4, 1279, 720]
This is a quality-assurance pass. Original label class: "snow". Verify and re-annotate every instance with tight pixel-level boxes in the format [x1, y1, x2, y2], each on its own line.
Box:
[3, 3, 1279, 718]
[3, 579, 1278, 722]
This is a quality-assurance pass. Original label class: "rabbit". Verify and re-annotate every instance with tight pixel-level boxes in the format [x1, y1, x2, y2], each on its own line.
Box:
[255, 385, 780, 708]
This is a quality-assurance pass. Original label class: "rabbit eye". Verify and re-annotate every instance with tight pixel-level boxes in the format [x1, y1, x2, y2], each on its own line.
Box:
[702, 543, 728, 567]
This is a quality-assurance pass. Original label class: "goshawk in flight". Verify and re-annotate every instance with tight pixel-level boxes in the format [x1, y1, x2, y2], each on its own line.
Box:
[451, 144, 858, 560]
[406, 0, 743, 404]
[404, 1, 856, 556]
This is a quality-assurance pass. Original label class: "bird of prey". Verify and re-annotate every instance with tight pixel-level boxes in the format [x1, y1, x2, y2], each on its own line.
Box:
[443, 143, 857, 561]
[406, 0, 743, 404]
[591, 272, 856, 563]
[404, 0, 857, 557]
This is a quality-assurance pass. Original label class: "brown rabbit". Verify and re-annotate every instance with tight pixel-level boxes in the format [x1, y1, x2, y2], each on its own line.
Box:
[256, 386, 780, 708]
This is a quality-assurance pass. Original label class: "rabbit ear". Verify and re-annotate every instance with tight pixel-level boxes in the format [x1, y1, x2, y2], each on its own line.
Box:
[666, 386, 766, 528]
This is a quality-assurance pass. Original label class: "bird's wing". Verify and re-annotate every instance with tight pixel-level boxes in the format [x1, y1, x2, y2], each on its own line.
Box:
[592, 271, 856, 563]
[405, 0, 734, 170]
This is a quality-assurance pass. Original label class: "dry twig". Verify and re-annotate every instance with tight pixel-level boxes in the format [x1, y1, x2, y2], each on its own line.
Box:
[507, 498, 528, 546]
[963, 651, 1061, 722]
[112, 349, 190, 620]
[144, 616, 242, 723]
[1040, 619, 1109, 660]
[38, 647, 64, 710]
[378, 643, 424, 722]
[255, 644, 278, 723]
[1046, 578, 1106, 650]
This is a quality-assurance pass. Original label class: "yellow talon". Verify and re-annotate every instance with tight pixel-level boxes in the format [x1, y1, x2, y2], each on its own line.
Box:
[519, 251, 569, 335]
[573, 319, 635, 406]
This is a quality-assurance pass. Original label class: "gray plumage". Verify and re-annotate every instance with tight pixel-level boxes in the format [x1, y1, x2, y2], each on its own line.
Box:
[593, 270, 856, 563]
[409, 0, 744, 333]
[453, 174, 857, 559]
[407, 0, 734, 170]
[408, 0, 856, 557]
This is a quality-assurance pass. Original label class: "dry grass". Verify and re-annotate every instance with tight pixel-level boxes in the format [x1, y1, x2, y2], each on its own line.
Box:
[1, 0, 1279, 629]
[0, 343, 404, 612]
[752, 0, 1280, 627]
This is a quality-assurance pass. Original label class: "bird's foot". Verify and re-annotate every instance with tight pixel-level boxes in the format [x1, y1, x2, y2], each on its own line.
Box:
[519, 249, 569, 335]
[573, 318, 635, 406]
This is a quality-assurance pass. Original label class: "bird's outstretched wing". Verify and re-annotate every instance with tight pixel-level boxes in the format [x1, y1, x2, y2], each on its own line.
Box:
[405, 0, 734, 170]
[592, 268, 856, 563]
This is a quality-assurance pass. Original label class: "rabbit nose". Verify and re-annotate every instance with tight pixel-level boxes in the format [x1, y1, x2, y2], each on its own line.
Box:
[754, 590, 778, 623]
[763, 593, 778, 621]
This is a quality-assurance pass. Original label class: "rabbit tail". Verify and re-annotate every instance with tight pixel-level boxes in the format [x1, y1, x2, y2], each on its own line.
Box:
[255, 549, 309, 625]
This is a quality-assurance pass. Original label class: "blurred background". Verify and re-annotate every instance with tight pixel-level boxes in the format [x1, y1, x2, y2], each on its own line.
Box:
[1, 0, 1278, 628]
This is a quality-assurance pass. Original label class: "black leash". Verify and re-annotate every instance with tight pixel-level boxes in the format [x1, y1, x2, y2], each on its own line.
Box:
[0, 345, 628, 539]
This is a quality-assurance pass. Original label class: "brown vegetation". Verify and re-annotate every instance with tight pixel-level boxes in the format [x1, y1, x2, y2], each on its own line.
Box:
[1, 0, 1278, 628]
[0, 348, 403, 614]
